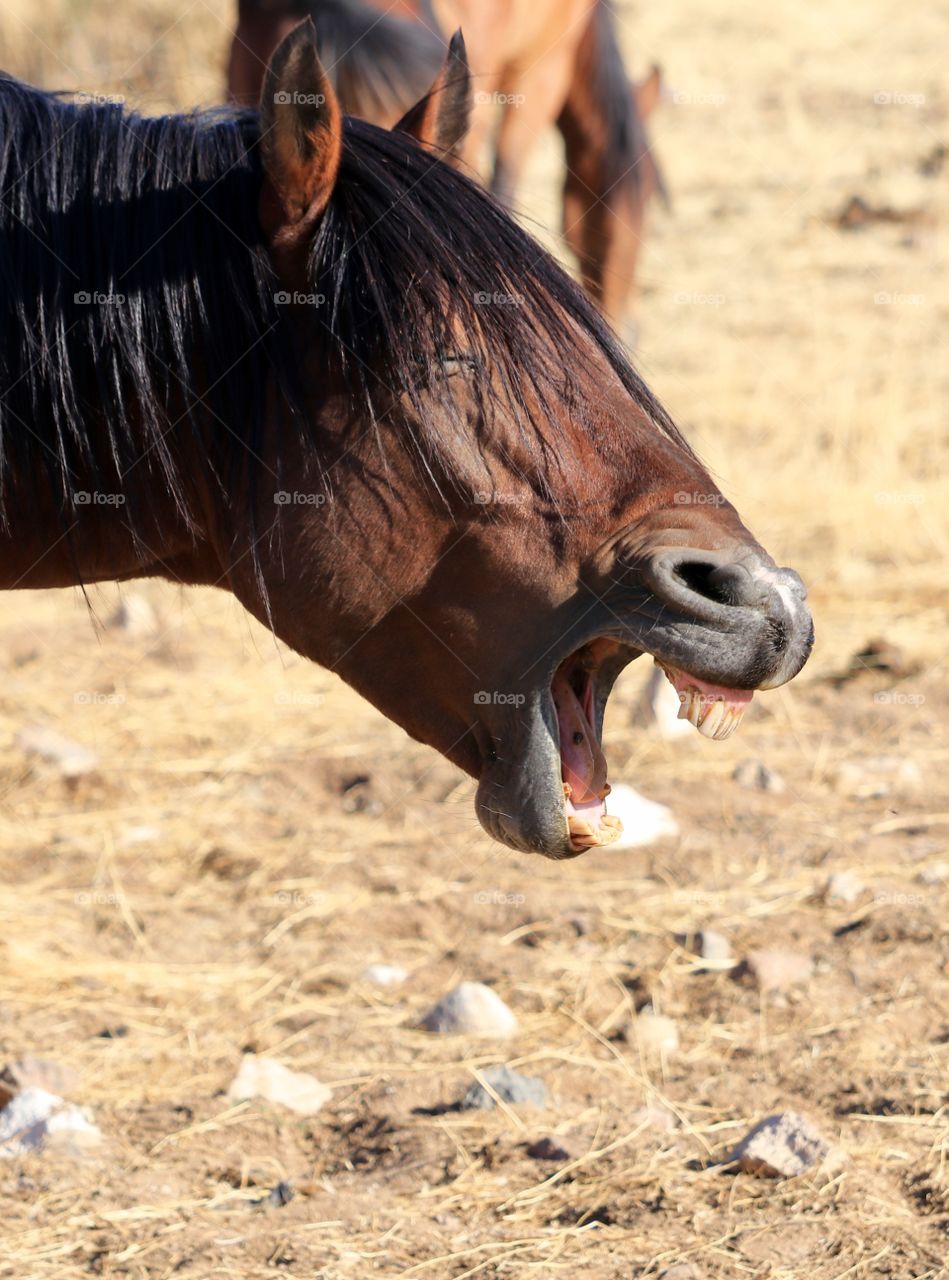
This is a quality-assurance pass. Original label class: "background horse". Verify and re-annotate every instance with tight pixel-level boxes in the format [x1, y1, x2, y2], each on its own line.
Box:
[228, 0, 666, 328]
[0, 24, 810, 859]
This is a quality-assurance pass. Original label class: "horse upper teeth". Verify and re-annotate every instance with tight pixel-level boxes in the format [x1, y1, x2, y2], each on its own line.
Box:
[676, 687, 745, 740]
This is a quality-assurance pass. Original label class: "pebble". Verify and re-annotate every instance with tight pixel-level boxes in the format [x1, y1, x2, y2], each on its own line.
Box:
[107, 593, 159, 639]
[825, 871, 864, 904]
[362, 963, 408, 987]
[917, 863, 947, 887]
[227, 1054, 331, 1115]
[695, 929, 733, 966]
[526, 1136, 571, 1161]
[631, 1103, 678, 1133]
[604, 783, 679, 849]
[459, 1065, 546, 1111]
[633, 1010, 680, 1055]
[730, 1111, 841, 1178]
[16, 725, 99, 778]
[0, 1087, 102, 1158]
[419, 982, 518, 1038]
[743, 949, 813, 993]
[733, 759, 786, 794]
[831, 756, 922, 799]
[658, 1266, 704, 1280]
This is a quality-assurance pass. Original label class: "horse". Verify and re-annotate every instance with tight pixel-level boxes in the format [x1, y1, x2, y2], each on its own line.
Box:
[227, 0, 666, 329]
[0, 23, 813, 860]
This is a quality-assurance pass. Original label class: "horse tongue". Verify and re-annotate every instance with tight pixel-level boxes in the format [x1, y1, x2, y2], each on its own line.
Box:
[551, 668, 607, 803]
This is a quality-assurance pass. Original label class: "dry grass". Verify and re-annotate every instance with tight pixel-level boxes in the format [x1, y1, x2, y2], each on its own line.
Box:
[0, 0, 947, 1276]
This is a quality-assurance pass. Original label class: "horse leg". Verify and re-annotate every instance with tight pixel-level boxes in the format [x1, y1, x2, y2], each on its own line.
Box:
[490, 48, 576, 210]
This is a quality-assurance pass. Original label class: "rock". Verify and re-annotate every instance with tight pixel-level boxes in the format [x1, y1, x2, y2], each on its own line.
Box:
[733, 759, 786, 794]
[252, 1180, 294, 1210]
[107, 593, 159, 639]
[633, 1010, 679, 1055]
[742, 949, 813, 993]
[637, 666, 694, 740]
[362, 963, 408, 987]
[460, 1065, 546, 1111]
[824, 871, 864, 904]
[0, 1087, 102, 1158]
[692, 929, 732, 966]
[917, 863, 947, 887]
[631, 1103, 678, 1133]
[227, 1055, 331, 1115]
[831, 756, 922, 799]
[730, 1111, 842, 1178]
[603, 783, 679, 849]
[0, 1057, 79, 1108]
[658, 1266, 703, 1280]
[16, 725, 98, 778]
[419, 982, 518, 1038]
[526, 1136, 571, 1161]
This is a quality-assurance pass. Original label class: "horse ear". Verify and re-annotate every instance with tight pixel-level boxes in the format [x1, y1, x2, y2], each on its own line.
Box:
[394, 30, 472, 157]
[258, 18, 342, 227]
[633, 64, 663, 119]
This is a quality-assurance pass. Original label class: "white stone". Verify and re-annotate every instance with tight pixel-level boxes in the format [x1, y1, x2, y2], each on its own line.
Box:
[697, 929, 733, 966]
[825, 871, 864, 904]
[0, 1087, 101, 1158]
[730, 1111, 842, 1178]
[362, 963, 408, 987]
[733, 759, 786, 794]
[634, 1010, 680, 1055]
[419, 982, 518, 1038]
[16, 725, 98, 778]
[227, 1055, 331, 1115]
[606, 783, 679, 848]
[744, 949, 813, 992]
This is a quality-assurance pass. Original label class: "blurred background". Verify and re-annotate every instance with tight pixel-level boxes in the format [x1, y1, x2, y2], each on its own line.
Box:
[0, 1, 945, 1276]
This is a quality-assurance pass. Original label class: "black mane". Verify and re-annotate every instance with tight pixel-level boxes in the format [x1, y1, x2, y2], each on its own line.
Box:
[0, 73, 686, 561]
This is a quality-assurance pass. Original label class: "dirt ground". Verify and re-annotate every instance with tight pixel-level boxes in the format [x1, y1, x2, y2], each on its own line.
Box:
[0, 0, 946, 1277]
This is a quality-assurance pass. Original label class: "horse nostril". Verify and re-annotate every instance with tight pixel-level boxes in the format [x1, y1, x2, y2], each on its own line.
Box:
[675, 560, 770, 610]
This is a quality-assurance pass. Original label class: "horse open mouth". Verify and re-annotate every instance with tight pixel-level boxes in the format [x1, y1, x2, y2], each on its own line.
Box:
[552, 645, 756, 854]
